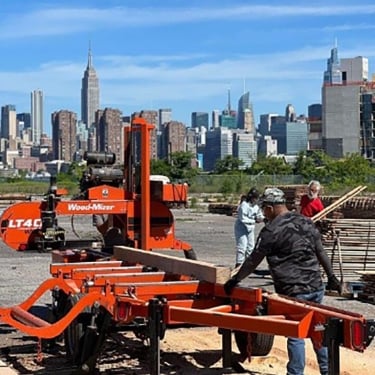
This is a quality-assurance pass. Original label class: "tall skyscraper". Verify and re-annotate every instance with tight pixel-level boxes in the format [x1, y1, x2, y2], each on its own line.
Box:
[51, 110, 77, 161]
[233, 131, 257, 169]
[158, 108, 172, 131]
[96, 108, 124, 164]
[1, 105, 16, 140]
[16, 113, 31, 129]
[322, 46, 365, 158]
[285, 104, 296, 122]
[237, 91, 255, 132]
[259, 113, 282, 137]
[271, 121, 309, 155]
[323, 46, 342, 85]
[158, 121, 187, 160]
[212, 110, 220, 128]
[308, 104, 323, 150]
[139, 110, 158, 160]
[191, 112, 209, 129]
[31, 90, 44, 145]
[81, 46, 100, 128]
[203, 127, 233, 171]
[340, 56, 368, 82]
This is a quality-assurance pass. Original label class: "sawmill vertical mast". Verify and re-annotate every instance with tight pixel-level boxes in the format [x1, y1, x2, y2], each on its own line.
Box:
[124, 117, 154, 250]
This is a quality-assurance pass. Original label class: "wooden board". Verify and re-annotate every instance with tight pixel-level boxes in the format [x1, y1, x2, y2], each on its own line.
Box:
[113, 246, 231, 284]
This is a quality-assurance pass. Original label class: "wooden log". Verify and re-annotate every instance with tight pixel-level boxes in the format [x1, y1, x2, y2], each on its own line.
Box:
[113, 246, 231, 284]
[355, 271, 375, 275]
[0, 194, 31, 201]
[313, 185, 367, 222]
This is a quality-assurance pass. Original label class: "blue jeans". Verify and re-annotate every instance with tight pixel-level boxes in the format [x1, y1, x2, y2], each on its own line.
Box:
[286, 288, 328, 375]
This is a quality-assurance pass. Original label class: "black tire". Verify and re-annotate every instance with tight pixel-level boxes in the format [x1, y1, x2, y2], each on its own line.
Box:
[64, 294, 92, 364]
[64, 294, 111, 369]
[234, 331, 274, 358]
[42, 291, 69, 351]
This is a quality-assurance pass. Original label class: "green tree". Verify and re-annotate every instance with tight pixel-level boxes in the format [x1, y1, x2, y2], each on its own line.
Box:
[151, 159, 172, 177]
[293, 150, 334, 182]
[333, 153, 375, 184]
[214, 155, 244, 174]
[249, 155, 293, 175]
[293, 151, 318, 180]
[67, 161, 86, 181]
[170, 151, 198, 181]
[150, 152, 199, 182]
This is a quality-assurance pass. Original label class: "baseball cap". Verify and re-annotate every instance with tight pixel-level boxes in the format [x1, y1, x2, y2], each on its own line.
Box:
[260, 187, 286, 206]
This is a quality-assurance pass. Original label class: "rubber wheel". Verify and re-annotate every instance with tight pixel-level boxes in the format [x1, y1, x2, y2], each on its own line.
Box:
[234, 331, 274, 359]
[64, 294, 111, 370]
[64, 294, 92, 364]
[42, 290, 69, 351]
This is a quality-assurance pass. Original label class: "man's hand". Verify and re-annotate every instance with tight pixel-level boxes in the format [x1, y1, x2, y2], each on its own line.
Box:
[224, 277, 239, 295]
[327, 274, 342, 295]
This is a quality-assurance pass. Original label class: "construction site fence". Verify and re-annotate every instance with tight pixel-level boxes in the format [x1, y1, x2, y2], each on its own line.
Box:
[189, 174, 305, 194]
[189, 175, 375, 195]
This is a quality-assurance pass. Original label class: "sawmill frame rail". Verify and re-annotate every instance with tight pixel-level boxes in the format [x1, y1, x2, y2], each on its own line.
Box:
[0, 246, 374, 375]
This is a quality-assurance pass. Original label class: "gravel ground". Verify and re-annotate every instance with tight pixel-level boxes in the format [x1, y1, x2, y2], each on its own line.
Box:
[0, 208, 375, 374]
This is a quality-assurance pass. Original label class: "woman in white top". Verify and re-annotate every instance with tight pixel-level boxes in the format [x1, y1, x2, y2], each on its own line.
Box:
[234, 187, 264, 267]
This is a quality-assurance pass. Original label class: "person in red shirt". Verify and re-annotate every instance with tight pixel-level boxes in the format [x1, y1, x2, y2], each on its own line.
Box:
[300, 180, 324, 218]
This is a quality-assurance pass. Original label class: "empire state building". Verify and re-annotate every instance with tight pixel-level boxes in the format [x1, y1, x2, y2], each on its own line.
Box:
[81, 47, 99, 127]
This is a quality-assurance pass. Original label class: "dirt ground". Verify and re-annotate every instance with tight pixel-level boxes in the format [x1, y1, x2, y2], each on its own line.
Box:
[2, 325, 374, 374]
[1, 209, 375, 374]
[153, 327, 375, 375]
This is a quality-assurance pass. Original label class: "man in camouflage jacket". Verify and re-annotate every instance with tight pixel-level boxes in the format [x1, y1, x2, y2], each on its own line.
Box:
[224, 187, 341, 375]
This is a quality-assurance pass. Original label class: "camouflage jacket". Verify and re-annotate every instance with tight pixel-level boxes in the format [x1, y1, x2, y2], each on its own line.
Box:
[236, 211, 333, 296]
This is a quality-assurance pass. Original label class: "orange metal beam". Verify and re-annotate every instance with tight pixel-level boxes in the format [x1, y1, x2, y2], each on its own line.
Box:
[50, 261, 123, 277]
[71, 266, 144, 279]
[267, 293, 367, 350]
[0, 292, 115, 339]
[168, 306, 313, 338]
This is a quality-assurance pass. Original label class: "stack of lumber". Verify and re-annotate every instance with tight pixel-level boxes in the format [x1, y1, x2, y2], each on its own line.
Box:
[356, 271, 375, 301]
[267, 184, 307, 211]
[267, 184, 330, 211]
[321, 218, 375, 282]
[312, 185, 367, 222]
[208, 203, 236, 216]
[320, 195, 375, 219]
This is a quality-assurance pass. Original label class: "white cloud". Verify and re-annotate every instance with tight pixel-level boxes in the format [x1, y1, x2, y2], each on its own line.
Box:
[1, 0, 375, 125]
[2, 3, 375, 38]
[1, 41, 372, 105]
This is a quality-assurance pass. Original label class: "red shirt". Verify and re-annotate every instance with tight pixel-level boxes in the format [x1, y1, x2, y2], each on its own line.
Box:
[300, 194, 324, 218]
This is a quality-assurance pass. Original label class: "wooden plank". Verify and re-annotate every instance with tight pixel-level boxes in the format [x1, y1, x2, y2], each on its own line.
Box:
[113, 246, 231, 284]
[312, 185, 367, 222]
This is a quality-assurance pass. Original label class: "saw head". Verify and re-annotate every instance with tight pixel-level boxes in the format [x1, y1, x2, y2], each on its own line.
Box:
[0, 201, 49, 251]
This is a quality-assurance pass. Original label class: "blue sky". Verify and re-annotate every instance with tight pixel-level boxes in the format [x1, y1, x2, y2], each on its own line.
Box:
[1, 0, 375, 135]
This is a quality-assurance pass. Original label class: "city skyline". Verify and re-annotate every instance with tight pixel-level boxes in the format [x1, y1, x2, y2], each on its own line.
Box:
[2, 1, 375, 135]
